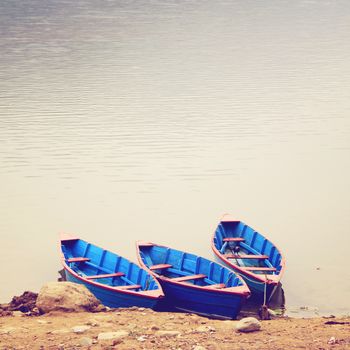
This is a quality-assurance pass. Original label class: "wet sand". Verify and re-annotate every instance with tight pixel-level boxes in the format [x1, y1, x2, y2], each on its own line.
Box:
[0, 308, 349, 350]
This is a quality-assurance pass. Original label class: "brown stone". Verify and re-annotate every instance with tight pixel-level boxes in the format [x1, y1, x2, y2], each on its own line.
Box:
[36, 282, 101, 313]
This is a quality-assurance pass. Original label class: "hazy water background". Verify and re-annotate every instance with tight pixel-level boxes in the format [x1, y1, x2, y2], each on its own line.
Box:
[1, 0, 349, 316]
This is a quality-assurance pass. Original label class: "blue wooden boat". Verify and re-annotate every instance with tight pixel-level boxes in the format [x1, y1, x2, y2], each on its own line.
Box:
[136, 241, 250, 319]
[211, 215, 286, 302]
[60, 234, 164, 309]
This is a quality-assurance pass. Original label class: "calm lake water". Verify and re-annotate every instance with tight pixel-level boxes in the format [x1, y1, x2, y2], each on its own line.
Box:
[1, 0, 349, 316]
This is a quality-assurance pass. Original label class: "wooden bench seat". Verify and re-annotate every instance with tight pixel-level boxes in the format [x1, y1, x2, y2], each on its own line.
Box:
[115, 284, 141, 290]
[66, 257, 90, 263]
[149, 264, 173, 271]
[171, 274, 206, 282]
[205, 283, 226, 289]
[85, 272, 125, 280]
[242, 267, 276, 272]
[223, 237, 245, 242]
[225, 254, 268, 260]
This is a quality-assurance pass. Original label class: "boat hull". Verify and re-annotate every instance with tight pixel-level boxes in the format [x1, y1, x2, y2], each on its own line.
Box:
[158, 279, 246, 319]
[64, 268, 159, 309]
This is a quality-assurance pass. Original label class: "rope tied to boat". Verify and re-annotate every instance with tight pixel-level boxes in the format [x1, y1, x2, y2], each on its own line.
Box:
[225, 241, 278, 306]
[263, 275, 267, 306]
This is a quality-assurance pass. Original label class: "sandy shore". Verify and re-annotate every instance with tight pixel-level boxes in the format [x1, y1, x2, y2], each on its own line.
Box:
[0, 308, 349, 350]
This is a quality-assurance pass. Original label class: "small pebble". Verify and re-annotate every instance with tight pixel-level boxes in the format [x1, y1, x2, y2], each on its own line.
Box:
[72, 325, 91, 333]
[137, 335, 147, 342]
[328, 336, 337, 345]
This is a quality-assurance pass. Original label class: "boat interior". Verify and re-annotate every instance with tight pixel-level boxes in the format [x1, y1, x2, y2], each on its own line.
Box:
[61, 238, 159, 292]
[138, 243, 245, 290]
[213, 220, 283, 275]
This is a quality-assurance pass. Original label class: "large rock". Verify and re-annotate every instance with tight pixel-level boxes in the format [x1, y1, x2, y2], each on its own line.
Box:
[235, 317, 261, 332]
[36, 282, 101, 313]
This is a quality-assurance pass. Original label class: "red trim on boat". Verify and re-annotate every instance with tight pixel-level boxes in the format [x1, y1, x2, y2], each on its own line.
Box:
[85, 272, 125, 280]
[171, 274, 206, 282]
[223, 237, 245, 242]
[149, 264, 172, 271]
[241, 266, 277, 272]
[66, 257, 90, 263]
[114, 284, 141, 290]
[137, 242, 154, 247]
[220, 214, 240, 223]
[225, 254, 268, 259]
[204, 283, 226, 289]
[60, 232, 79, 242]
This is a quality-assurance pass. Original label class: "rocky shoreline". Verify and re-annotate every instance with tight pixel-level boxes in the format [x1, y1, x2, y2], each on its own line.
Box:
[1, 283, 349, 349]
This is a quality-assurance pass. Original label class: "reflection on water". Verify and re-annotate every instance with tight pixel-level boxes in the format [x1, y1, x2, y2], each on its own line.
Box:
[0, 0, 349, 316]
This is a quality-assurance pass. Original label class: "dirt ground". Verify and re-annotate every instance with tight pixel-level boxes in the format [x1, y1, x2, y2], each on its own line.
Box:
[0, 308, 349, 350]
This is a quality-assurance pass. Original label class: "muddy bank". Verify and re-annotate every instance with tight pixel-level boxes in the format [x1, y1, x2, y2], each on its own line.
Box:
[0, 288, 349, 349]
[0, 308, 349, 350]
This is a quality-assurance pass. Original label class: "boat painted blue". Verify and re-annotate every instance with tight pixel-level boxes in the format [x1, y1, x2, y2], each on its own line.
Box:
[211, 215, 286, 302]
[136, 242, 250, 319]
[60, 234, 164, 309]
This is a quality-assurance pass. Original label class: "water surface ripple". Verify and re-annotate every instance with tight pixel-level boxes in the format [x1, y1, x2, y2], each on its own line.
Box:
[0, 0, 349, 315]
